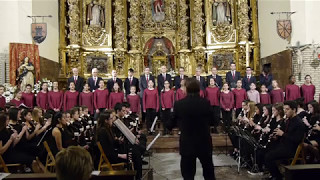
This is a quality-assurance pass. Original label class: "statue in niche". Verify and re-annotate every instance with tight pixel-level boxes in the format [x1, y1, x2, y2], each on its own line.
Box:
[86, 0, 105, 28]
[212, 0, 232, 26]
[152, 0, 165, 22]
[17, 57, 35, 91]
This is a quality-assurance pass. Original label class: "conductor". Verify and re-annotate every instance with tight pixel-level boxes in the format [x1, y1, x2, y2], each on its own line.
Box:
[172, 78, 216, 180]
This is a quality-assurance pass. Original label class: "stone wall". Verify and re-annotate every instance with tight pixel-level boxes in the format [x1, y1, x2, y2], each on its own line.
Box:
[0, 49, 9, 85]
[292, 44, 320, 102]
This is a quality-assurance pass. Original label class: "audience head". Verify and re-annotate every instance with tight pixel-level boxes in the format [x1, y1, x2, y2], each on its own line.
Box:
[272, 103, 285, 118]
[305, 75, 312, 84]
[307, 100, 320, 116]
[32, 107, 42, 124]
[295, 97, 305, 109]
[25, 84, 32, 93]
[8, 107, 19, 122]
[82, 106, 89, 116]
[128, 68, 134, 77]
[52, 112, 66, 128]
[241, 100, 250, 111]
[230, 62, 236, 71]
[0, 113, 8, 132]
[72, 68, 79, 76]
[284, 101, 298, 118]
[122, 102, 131, 114]
[21, 109, 32, 122]
[114, 103, 126, 118]
[56, 146, 93, 180]
[70, 107, 80, 121]
[247, 101, 256, 119]
[92, 68, 98, 77]
[255, 103, 263, 116]
[97, 110, 115, 128]
[185, 78, 200, 96]
[262, 104, 272, 117]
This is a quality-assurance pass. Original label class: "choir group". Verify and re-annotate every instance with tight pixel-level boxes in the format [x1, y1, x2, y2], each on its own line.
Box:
[0, 62, 320, 180]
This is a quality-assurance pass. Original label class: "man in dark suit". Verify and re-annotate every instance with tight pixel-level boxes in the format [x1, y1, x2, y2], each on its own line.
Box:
[124, 68, 139, 95]
[174, 67, 188, 89]
[226, 62, 241, 90]
[67, 68, 84, 92]
[194, 67, 206, 90]
[106, 70, 123, 92]
[242, 67, 257, 91]
[157, 65, 172, 93]
[139, 67, 155, 122]
[87, 68, 102, 91]
[172, 78, 216, 180]
[207, 66, 223, 89]
[265, 101, 305, 180]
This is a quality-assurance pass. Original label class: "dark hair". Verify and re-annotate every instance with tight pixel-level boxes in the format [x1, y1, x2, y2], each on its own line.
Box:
[307, 100, 320, 116]
[295, 97, 305, 109]
[263, 104, 273, 116]
[185, 78, 200, 96]
[273, 103, 285, 118]
[122, 102, 130, 108]
[21, 109, 32, 122]
[305, 75, 312, 80]
[8, 108, 19, 121]
[0, 85, 4, 89]
[52, 112, 62, 128]
[284, 100, 298, 112]
[81, 106, 88, 110]
[179, 67, 185, 70]
[96, 110, 114, 142]
[246, 67, 252, 70]
[0, 113, 7, 132]
[114, 103, 125, 113]
[70, 107, 79, 117]
[230, 62, 236, 66]
[263, 64, 271, 74]
[255, 103, 263, 115]
[128, 68, 134, 73]
[111, 82, 122, 92]
[26, 84, 32, 88]
[242, 99, 250, 105]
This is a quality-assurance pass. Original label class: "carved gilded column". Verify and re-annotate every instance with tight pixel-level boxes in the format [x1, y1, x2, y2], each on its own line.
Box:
[237, 0, 251, 41]
[192, 0, 205, 47]
[250, 0, 260, 74]
[113, 0, 127, 76]
[178, 0, 189, 50]
[67, 0, 80, 45]
[128, 0, 141, 51]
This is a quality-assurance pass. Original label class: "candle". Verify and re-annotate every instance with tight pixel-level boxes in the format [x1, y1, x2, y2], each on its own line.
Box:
[246, 41, 250, 67]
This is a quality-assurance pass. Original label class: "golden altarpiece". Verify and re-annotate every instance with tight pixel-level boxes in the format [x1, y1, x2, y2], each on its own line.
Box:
[58, 0, 260, 80]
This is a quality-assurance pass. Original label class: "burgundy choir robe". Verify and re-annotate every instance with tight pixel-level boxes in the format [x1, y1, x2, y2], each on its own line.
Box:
[127, 94, 140, 113]
[22, 92, 35, 108]
[161, 90, 174, 109]
[0, 95, 6, 108]
[285, 84, 301, 101]
[11, 98, 24, 107]
[36, 91, 48, 110]
[301, 84, 315, 104]
[79, 92, 94, 114]
[108, 92, 125, 109]
[270, 89, 284, 104]
[143, 88, 159, 112]
[220, 91, 234, 110]
[63, 91, 79, 111]
[260, 93, 271, 105]
[175, 88, 186, 101]
[48, 91, 64, 111]
[205, 87, 220, 106]
[94, 89, 109, 109]
[200, 90, 205, 98]
[232, 88, 247, 109]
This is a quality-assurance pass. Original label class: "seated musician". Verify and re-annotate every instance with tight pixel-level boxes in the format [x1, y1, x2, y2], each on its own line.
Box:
[96, 110, 142, 180]
[295, 98, 308, 119]
[264, 101, 305, 180]
[303, 100, 320, 163]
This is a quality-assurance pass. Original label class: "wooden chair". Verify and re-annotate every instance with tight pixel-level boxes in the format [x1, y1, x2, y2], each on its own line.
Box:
[0, 154, 21, 173]
[43, 141, 55, 172]
[97, 142, 125, 171]
[290, 142, 306, 166]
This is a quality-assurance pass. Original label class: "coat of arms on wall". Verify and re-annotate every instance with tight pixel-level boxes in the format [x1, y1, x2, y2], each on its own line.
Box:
[31, 23, 47, 44]
[277, 20, 292, 40]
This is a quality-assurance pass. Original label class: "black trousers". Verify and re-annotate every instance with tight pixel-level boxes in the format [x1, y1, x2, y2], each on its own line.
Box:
[265, 145, 295, 179]
[181, 153, 216, 180]
[221, 109, 232, 131]
[235, 108, 242, 118]
[212, 106, 220, 126]
[161, 108, 172, 131]
[146, 108, 156, 131]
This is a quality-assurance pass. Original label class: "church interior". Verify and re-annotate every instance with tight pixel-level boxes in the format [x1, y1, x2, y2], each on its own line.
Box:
[1, 0, 320, 180]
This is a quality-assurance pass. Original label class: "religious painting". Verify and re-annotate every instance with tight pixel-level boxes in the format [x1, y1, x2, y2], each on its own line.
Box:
[152, 0, 165, 22]
[212, 53, 234, 70]
[86, 56, 108, 74]
[31, 23, 47, 44]
[212, 0, 232, 26]
[86, 0, 105, 28]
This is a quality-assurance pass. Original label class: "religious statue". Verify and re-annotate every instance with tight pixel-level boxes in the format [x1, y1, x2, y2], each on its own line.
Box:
[212, 0, 231, 26]
[17, 57, 35, 91]
[86, 0, 105, 28]
[152, 0, 165, 22]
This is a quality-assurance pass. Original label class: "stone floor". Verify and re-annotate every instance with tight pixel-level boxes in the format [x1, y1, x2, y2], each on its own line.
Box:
[144, 153, 267, 180]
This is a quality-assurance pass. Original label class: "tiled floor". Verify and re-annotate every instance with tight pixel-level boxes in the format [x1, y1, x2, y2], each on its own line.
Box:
[144, 153, 267, 180]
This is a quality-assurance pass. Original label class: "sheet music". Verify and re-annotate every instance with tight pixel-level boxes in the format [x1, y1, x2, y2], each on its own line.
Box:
[113, 119, 137, 145]
[150, 116, 158, 132]
[146, 133, 161, 151]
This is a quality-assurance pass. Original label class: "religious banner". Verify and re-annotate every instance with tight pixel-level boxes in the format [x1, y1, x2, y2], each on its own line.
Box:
[31, 23, 47, 44]
[9, 43, 40, 90]
[276, 20, 292, 40]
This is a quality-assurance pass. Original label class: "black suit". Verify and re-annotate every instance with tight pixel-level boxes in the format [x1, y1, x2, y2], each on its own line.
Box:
[242, 75, 257, 91]
[226, 71, 241, 89]
[106, 78, 123, 92]
[207, 74, 223, 89]
[124, 77, 139, 95]
[265, 115, 305, 179]
[260, 73, 273, 92]
[173, 95, 216, 180]
[87, 76, 102, 91]
[67, 76, 84, 92]
[157, 74, 172, 93]
[193, 76, 206, 90]
[174, 75, 188, 89]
